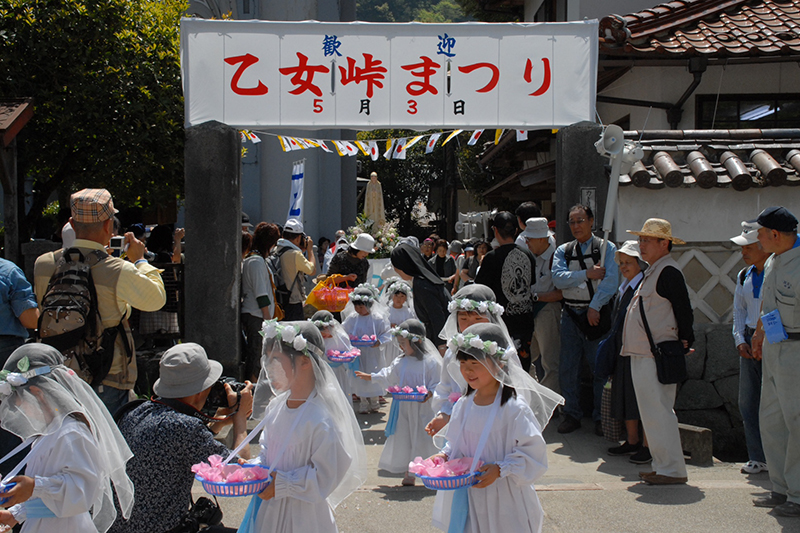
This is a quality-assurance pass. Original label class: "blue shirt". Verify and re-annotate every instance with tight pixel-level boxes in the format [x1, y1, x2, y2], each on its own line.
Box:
[0, 258, 37, 338]
[552, 238, 619, 311]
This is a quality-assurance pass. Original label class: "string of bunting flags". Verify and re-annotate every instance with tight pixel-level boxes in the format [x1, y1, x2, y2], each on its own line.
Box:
[238, 128, 541, 160]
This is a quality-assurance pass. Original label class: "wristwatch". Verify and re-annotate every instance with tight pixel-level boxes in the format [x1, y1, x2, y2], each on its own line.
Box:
[532, 292, 539, 303]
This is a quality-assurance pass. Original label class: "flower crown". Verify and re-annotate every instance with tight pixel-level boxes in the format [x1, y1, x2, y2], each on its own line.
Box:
[447, 333, 508, 362]
[447, 298, 505, 316]
[384, 277, 411, 296]
[312, 318, 334, 329]
[390, 326, 424, 342]
[0, 357, 53, 398]
[349, 292, 375, 303]
[262, 320, 322, 358]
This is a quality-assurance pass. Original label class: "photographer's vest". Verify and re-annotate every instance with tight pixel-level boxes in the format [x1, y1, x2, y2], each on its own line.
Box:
[36, 249, 136, 389]
[621, 254, 681, 358]
[561, 236, 603, 308]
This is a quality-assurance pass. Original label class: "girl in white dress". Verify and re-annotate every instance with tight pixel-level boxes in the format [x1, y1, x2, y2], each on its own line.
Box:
[381, 278, 416, 367]
[426, 284, 509, 437]
[342, 285, 392, 413]
[239, 320, 367, 533]
[356, 319, 440, 485]
[311, 310, 357, 401]
[430, 323, 563, 533]
[0, 344, 134, 533]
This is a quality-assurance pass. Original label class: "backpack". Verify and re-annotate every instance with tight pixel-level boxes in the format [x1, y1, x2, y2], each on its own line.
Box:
[37, 248, 130, 387]
[266, 246, 300, 309]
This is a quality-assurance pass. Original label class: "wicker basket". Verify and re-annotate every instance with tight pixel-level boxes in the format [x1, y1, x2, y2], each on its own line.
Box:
[416, 472, 477, 490]
[390, 391, 427, 402]
[326, 349, 361, 363]
[196, 465, 271, 497]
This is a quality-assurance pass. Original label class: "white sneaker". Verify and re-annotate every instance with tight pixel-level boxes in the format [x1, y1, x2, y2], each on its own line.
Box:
[741, 461, 768, 474]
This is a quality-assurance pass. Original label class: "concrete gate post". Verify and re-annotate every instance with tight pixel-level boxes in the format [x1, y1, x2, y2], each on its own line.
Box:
[555, 121, 612, 244]
[184, 121, 242, 377]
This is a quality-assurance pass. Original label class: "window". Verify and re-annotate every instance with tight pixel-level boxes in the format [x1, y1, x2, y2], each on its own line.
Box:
[696, 94, 800, 129]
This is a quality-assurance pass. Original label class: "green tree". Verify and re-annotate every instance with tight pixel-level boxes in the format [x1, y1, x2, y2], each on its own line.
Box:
[0, 0, 187, 238]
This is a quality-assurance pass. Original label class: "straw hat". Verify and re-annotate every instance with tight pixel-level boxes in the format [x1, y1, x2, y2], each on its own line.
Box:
[626, 218, 686, 245]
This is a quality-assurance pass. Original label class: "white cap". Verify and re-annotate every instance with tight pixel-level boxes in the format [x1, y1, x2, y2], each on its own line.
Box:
[284, 219, 304, 234]
[350, 233, 375, 253]
[519, 217, 549, 240]
[730, 221, 759, 246]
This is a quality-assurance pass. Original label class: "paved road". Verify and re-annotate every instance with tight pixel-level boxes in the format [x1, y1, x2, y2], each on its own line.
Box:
[205, 400, 797, 532]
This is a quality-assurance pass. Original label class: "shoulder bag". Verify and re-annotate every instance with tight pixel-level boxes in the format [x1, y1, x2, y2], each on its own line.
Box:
[638, 296, 687, 384]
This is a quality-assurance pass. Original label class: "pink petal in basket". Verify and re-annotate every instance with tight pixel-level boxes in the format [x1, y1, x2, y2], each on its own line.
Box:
[401, 386, 414, 393]
[416, 386, 428, 394]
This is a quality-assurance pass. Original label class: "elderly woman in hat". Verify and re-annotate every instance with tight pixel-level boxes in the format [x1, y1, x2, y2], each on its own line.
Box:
[604, 241, 651, 464]
[326, 233, 374, 288]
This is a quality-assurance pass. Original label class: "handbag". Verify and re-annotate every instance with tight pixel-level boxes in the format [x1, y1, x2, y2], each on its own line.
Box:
[306, 274, 352, 312]
[638, 296, 687, 384]
[594, 332, 619, 379]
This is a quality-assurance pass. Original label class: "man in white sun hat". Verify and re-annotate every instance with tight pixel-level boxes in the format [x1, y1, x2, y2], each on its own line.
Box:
[621, 218, 694, 485]
[521, 217, 562, 391]
[730, 221, 771, 477]
[327, 233, 374, 288]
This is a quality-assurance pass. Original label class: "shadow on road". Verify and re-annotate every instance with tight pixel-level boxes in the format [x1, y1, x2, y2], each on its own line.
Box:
[628, 482, 706, 505]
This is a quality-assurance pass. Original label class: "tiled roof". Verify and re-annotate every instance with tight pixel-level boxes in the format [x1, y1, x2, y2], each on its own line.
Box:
[618, 129, 800, 190]
[599, 0, 800, 58]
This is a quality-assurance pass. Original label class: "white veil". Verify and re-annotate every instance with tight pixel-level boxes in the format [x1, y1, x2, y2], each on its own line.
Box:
[340, 283, 389, 322]
[446, 323, 563, 429]
[260, 320, 367, 509]
[310, 310, 353, 353]
[438, 283, 510, 342]
[380, 277, 414, 311]
[0, 344, 134, 532]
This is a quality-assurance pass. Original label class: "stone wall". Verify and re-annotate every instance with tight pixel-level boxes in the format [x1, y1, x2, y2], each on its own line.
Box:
[675, 323, 745, 462]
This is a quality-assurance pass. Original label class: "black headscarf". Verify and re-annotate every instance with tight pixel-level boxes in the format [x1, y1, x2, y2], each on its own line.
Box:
[391, 243, 444, 286]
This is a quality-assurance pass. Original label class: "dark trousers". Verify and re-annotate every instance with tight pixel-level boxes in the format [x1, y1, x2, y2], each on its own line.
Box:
[241, 313, 264, 381]
[283, 302, 304, 321]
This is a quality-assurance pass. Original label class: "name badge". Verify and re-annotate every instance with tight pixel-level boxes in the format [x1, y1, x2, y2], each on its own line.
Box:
[762, 308, 789, 344]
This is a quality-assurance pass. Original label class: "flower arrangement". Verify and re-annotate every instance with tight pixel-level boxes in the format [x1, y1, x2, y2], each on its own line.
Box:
[192, 455, 270, 483]
[326, 348, 361, 363]
[262, 320, 322, 358]
[350, 334, 377, 342]
[408, 456, 483, 478]
[390, 325, 423, 342]
[347, 215, 399, 259]
[447, 333, 508, 362]
[387, 385, 428, 394]
[0, 357, 53, 398]
[447, 298, 504, 317]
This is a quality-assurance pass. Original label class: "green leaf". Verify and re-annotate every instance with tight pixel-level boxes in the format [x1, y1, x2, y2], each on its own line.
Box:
[17, 356, 29, 373]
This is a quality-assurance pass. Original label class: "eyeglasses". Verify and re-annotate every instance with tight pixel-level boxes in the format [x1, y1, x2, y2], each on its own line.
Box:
[567, 218, 587, 226]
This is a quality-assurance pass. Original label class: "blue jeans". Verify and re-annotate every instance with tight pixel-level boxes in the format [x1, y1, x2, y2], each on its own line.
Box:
[559, 308, 605, 421]
[739, 332, 765, 463]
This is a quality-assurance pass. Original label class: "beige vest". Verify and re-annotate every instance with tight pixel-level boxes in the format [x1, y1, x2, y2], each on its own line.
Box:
[621, 254, 681, 357]
[34, 249, 136, 389]
[561, 237, 601, 306]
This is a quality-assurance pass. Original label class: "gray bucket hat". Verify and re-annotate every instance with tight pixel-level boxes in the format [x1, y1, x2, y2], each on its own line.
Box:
[153, 343, 223, 398]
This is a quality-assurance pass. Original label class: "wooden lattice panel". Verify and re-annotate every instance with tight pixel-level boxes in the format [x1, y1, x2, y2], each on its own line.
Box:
[674, 246, 743, 325]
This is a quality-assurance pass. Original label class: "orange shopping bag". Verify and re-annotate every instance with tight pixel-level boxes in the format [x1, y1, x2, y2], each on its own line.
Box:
[306, 275, 352, 312]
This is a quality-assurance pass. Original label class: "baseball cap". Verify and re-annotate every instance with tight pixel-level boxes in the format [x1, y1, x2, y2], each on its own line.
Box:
[730, 221, 760, 246]
[70, 188, 118, 223]
[284, 219, 304, 234]
[748, 206, 798, 233]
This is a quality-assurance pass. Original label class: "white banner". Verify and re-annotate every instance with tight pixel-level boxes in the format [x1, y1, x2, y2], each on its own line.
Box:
[181, 19, 598, 130]
[288, 160, 305, 221]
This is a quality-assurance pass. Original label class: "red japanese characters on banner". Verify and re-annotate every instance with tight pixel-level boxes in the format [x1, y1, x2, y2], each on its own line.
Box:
[181, 19, 598, 129]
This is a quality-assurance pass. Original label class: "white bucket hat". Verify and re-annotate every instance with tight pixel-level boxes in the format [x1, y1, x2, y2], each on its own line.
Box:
[519, 217, 550, 240]
[350, 233, 375, 253]
[730, 221, 760, 246]
[615, 240, 644, 264]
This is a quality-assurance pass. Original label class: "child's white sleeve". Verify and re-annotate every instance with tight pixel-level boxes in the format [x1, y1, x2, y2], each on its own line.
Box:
[376, 316, 393, 344]
[272, 422, 352, 504]
[424, 357, 441, 391]
[27, 425, 102, 519]
[371, 357, 401, 389]
[432, 350, 458, 416]
[495, 404, 547, 485]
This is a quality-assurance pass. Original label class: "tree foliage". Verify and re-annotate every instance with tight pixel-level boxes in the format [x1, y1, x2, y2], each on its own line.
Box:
[0, 0, 187, 237]
[357, 0, 471, 23]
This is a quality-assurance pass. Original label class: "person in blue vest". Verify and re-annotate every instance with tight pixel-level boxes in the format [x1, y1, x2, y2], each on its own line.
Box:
[730, 221, 771, 476]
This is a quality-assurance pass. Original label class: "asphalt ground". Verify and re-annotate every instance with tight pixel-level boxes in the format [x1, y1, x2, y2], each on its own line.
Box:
[204, 399, 799, 533]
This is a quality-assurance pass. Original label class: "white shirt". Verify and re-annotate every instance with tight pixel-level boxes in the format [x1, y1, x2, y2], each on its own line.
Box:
[733, 265, 764, 346]
[532, 236, 557, 294]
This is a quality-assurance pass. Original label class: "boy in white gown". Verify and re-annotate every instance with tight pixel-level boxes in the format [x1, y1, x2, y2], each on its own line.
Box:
[341, 286, 392, 413]
[238, 320, 367, 533]
[0, 344, 134, 533]
[431, 324, 563, 533]
[356, 319, 440, 485]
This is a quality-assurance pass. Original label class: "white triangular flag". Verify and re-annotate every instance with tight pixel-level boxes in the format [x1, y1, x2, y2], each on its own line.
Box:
[278, 136, 292, 152]
[405, 135, 424, 151]
[443, 130, 463, 145]
[467, 129, 484, 146]
[287, 137, 304, 151]
[516, 130, 528, 142]
[426, 133, 442, 154]
[355, 141, 370, 156]
[383, 139, 396, 160]
[316, 140, 332, 153]
[247, 132, 261, 144]
[369, 141, 380, 161]
[331, 140, 347, 156]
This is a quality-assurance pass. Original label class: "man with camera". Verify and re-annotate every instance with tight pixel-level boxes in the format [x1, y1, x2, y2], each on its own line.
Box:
[274, 219, 316, 321]
[110, 343, 253, 533]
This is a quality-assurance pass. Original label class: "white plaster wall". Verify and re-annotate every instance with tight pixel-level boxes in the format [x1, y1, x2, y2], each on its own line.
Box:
[597, 63, 800, 130]
[617, 186, 800, 242]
